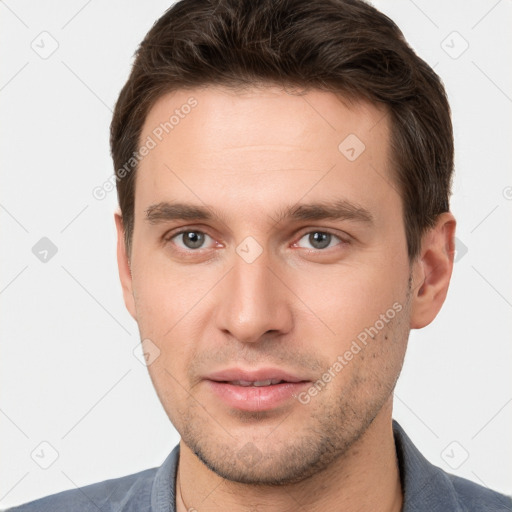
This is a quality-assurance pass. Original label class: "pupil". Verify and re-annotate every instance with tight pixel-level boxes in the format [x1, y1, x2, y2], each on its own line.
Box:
[309, 232, 331, 249]
[184, 231, 204, 249]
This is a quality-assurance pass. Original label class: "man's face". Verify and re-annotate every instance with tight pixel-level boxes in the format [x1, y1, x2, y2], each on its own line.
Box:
[120, 86, 413, 484]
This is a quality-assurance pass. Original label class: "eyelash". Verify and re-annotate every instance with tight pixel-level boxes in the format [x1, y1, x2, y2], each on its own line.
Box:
[163, 228, 218, 255]
[164, 228, 350, 253]
[293, 230, 349, 251]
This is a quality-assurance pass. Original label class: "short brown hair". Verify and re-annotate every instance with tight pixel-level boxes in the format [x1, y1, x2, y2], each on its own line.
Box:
[110, 0, 453, 260]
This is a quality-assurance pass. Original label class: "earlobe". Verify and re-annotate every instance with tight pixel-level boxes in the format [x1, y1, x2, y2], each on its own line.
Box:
[114, 213, 137, 321]
[410, 212, 456, 329]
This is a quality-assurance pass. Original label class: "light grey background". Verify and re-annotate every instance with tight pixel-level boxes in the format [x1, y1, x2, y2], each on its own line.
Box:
[1, 0, 511, 508]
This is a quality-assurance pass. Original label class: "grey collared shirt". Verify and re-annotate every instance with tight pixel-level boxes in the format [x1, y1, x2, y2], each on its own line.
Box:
[6, 421, 512, 511]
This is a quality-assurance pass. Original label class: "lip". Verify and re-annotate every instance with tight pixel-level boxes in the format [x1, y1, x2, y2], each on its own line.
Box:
[204, 367, 311, 412]
[205, 368, 307, 383]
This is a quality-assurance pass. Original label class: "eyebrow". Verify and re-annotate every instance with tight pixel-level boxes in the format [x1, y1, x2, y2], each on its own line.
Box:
[145, 199, 373, 225]
[145, 202, 214, 224]
[277, 200, 373, 224]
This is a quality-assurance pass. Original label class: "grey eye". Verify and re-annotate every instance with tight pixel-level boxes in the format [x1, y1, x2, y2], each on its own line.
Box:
[295, 231, 343, 250]
[178, 231, 206, 249]
[308, 232, 332, 249]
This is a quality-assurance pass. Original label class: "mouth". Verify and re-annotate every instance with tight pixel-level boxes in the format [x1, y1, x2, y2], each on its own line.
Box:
[224, 378, 291, 387]
[204, 368, 311, 411]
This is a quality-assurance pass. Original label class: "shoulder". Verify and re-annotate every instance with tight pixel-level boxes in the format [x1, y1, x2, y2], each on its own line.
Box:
[392, 420, 512, 511]
[4, 467, 158, 512]
[447, 472, 512, 512]
[5, 444, 181, 512]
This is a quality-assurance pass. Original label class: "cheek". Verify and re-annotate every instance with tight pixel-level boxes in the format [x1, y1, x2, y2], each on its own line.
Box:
[320, 305, 409, 407]
[146, 364, 191, 430]
[290, 261, 407, 344]
[130, 253, 219, 376]
[131, 249, 214, 335]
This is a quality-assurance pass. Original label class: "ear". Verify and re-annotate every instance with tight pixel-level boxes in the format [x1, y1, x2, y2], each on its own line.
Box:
[410, 212, 456, 329]
[115, 213, 137, 321]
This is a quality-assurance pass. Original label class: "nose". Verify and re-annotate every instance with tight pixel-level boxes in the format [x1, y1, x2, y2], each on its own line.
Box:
[214, 252, 294, 344]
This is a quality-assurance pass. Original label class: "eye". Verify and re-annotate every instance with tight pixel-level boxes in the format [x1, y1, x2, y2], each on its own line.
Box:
[169, 230, 215, 250]
[295, 231, 344, 250]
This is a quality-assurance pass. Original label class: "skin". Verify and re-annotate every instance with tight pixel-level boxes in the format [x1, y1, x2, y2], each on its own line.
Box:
[115, 86, 456, 512]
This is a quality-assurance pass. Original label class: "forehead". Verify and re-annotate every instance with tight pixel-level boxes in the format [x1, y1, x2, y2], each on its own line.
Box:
[141, 85, 388, 152]
[135, 86, 396, 221]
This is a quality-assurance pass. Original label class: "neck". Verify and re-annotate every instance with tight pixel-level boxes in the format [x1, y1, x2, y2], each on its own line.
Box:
[176, 404, 402, 512]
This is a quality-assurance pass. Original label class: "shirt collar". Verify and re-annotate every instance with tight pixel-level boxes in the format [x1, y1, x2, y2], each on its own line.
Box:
[151, 443, 179, 512]
[393, 420, 462, 511]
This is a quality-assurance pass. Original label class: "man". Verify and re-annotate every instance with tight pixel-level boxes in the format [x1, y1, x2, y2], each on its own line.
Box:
[8, 0, 511, 510]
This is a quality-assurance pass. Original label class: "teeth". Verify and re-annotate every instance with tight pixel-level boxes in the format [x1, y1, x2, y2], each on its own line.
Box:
[253, 379, 273, 387]
[234, 380, 255, 387]
[230, 379, 283, 387]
